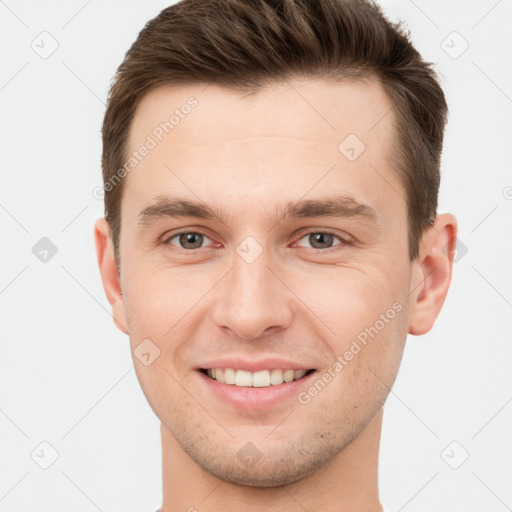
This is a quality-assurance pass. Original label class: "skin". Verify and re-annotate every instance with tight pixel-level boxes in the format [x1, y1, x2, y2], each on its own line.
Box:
[95, 77, 457, 511]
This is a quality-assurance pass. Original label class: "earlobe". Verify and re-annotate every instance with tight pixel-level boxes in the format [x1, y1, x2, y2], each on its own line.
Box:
[94, 217, 129, 335]
[408, 213, 458, 336]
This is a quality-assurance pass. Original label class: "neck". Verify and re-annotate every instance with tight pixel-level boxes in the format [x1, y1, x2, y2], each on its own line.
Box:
[160, 408, 384, 512]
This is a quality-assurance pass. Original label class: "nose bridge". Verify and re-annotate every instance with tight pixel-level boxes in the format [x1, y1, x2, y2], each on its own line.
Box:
[212, 240, 293, 339]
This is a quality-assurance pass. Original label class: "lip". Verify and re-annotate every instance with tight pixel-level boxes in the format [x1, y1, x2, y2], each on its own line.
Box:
[196, 357, 314, 373]
[196, 368, 319, 409]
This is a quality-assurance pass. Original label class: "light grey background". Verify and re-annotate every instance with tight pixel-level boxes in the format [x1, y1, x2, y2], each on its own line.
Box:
[1, 1, 511, 510]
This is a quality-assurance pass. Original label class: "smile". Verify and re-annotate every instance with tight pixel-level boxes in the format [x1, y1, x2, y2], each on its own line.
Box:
[200, 368, 316, 387]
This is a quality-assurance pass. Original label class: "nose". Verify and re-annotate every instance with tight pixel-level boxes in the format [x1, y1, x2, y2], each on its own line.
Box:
[211, 246, 294, 340]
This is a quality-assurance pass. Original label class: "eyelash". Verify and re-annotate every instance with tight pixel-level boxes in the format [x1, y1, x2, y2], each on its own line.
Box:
[162, 229, 353, 253]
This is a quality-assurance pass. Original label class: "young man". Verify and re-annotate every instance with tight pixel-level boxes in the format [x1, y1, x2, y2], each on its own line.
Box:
[95, 0, 457, 510]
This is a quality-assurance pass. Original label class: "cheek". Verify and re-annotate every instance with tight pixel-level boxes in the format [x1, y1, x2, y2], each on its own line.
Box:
[122, 253, 409, 342]
[122, 267, 194, 415]
[301, 268, 409, 385]
[122, 263, 197, 334]
[299, 266, 404, 337]
[314, 303, 407, 420]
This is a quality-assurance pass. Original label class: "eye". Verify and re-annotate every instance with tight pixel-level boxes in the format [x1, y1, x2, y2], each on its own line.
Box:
[166, 231, 212, 250]
[295, 230, 349, 250]
[162, 229, 352, 253]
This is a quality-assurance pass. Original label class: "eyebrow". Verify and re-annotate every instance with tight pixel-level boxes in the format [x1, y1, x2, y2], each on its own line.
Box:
[137, 194, 378, 226]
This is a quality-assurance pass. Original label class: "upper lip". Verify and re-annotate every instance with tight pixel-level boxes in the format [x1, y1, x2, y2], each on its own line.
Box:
[196, 357, 315, 372]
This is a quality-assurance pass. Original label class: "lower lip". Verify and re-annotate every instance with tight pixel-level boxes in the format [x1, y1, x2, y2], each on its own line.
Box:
[196, 370, 318, 409]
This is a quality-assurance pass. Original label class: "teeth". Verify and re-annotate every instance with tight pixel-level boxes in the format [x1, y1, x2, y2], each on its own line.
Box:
[224, 368, 236, 384]
[204, 368, 311, 387]
[283, 369, 295, 382]
[269, 369, 284, 385]
[235, 370, 252, 387]
[252, 370, 270, 387]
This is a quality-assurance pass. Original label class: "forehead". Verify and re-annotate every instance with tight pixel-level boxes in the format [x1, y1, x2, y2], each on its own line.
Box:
[122, 77, 402, 225]
[129, 77, 395, 150]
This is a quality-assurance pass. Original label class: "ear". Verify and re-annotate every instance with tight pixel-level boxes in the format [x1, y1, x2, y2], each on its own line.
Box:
[94, 217, 129, 335]
[408, 213, 458, 336]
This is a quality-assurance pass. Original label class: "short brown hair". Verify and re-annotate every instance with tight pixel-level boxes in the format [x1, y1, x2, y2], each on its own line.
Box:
[101, 0, 448, 267]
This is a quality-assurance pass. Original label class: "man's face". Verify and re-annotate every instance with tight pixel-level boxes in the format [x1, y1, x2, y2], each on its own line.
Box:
[116, 78, 414, 486]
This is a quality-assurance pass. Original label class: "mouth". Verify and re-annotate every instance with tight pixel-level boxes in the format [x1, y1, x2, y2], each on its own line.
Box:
[197, 366, 319, 409]
[198, 367, 317, 387]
